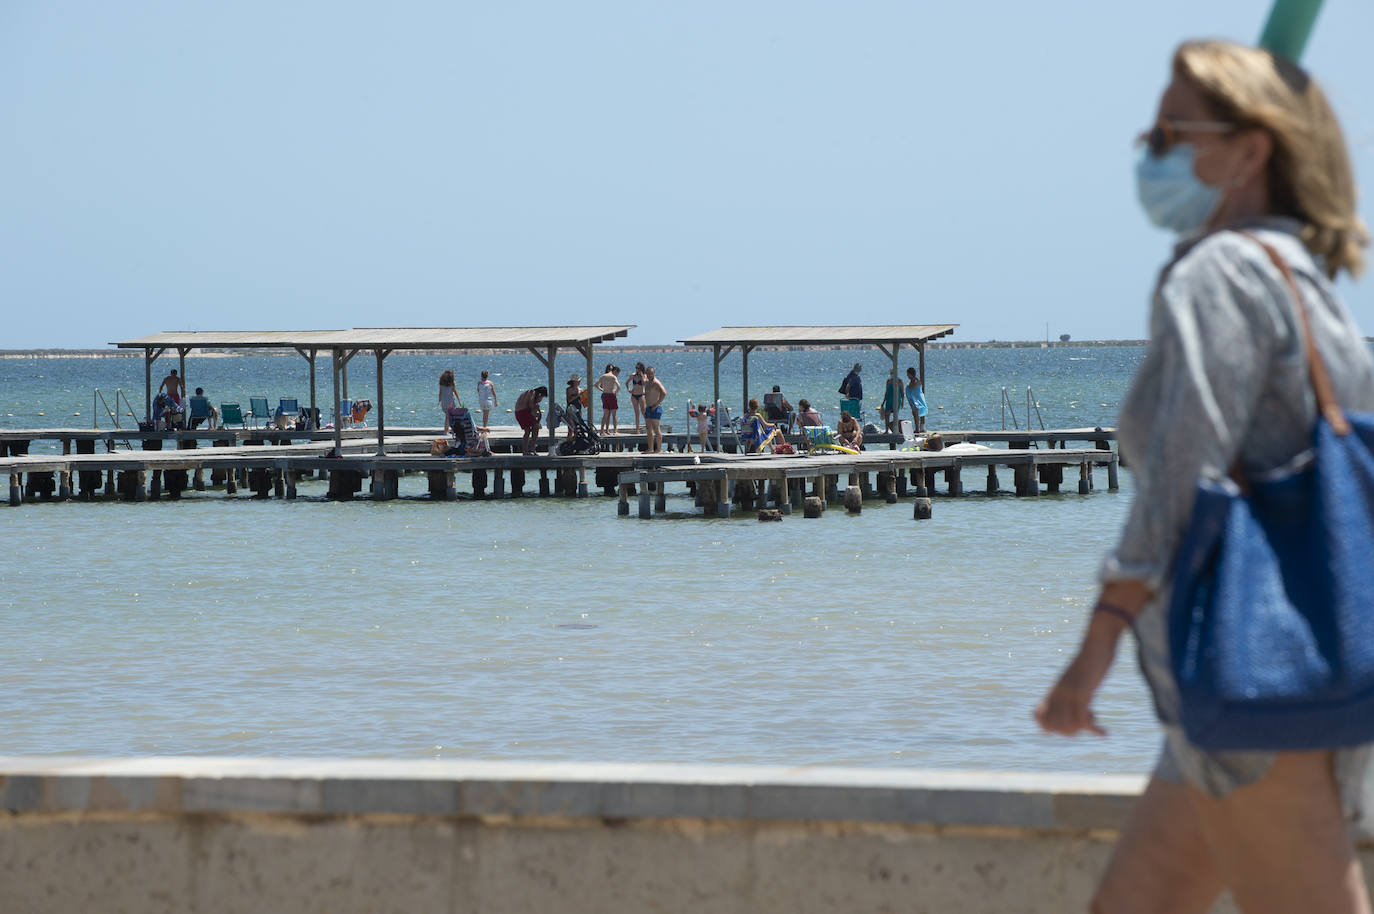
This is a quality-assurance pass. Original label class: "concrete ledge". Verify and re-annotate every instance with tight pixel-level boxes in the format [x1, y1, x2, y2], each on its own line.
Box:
[0, 757, 1145, 828]
[0, 758, 1365, 913]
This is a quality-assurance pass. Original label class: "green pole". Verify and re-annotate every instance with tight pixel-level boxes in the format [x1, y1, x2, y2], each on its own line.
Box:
[1258, 0, 1325, 62]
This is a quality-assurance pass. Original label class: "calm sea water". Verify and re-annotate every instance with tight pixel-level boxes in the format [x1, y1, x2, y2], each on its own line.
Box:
[2, 347, 1156, 775]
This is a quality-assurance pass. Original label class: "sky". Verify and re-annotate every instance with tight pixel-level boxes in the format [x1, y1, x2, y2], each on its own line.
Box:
[3, 1, 1372, 348]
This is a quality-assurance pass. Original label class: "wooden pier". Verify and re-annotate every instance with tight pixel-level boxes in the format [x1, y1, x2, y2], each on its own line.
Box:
[0, 424, 1118, 513]
[614, 446, 1118, 519]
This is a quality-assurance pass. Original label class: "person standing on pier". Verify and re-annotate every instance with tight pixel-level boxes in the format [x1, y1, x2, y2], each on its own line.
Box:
[629, 362, 647, 433]
[476, 370, 497, 429]
[879, 370, 904, 433]
[514, 386, 546, 456]
[839, 362, 862, 419]
[1035, 39, 1374, 914]
[595, 364, 621, 436]
[906, 367, 927, 433]
[158, 368, 185, 406]
[643, 366, 666, 452]
[438, 369, 461, 435]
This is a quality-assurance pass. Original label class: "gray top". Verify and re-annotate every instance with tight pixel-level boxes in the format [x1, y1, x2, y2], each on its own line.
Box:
[1102, 218, 1374, 804]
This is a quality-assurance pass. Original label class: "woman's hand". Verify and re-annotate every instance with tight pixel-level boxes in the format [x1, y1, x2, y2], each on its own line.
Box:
[1035, 581, 1149, 737]
[1034, 629, 1119, 737]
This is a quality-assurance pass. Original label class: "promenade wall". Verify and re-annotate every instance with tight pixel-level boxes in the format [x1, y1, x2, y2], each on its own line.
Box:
[2, 758, 1367, 913]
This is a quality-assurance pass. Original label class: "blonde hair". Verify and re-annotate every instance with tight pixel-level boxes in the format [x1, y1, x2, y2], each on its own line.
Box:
[1174, 40, 1367, 278]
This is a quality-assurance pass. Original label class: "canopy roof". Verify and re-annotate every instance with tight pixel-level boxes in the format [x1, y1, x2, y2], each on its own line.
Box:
[679, 324, 957, 347]
[112, 326, 634, 351]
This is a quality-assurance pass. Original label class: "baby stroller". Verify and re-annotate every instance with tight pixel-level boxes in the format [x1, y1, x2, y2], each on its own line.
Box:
[548, 401, 601, 456]
[446, 406, 491, 457]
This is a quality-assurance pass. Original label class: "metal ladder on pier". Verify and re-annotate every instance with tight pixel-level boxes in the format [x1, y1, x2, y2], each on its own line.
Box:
[1000, 386, 1047, 446]
[93, 388, 139, 451]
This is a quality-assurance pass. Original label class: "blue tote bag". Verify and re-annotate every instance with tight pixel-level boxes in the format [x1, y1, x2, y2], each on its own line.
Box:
[1167, 235, 1374, 751]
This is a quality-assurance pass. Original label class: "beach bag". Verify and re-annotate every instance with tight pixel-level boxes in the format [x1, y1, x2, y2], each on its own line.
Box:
[1167, 233, 1374, 751]
[430, 439, 448, 456]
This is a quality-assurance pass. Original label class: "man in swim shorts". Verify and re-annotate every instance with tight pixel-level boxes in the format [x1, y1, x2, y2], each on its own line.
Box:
[514, 386, 547, 455]
[643, 366, 667, 453]
[595, 364, 621, 436]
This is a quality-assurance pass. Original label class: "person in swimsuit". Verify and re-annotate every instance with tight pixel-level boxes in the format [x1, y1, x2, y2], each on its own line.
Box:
[836, 409, 863, 450]
[642, 365, 666, 453]
[880, 370, 904, 433]
[158, 369, 185, 406]
[476, 370, 497, 429]
[905, 367, 927, 433]
[796, 398, 822, 429]
[595, 364, 621, 435]
[514, 386, 546, 455]
[695, 400, 712, 452]
[629, 362, 647, 433]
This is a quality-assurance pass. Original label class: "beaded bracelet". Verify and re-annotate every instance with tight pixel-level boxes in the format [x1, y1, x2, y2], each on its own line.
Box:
[1093, 602, 1136, 626]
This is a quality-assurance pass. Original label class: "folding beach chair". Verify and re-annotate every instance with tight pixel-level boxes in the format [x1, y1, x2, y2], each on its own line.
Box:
[219, 403, 246, 428]
[763, 392, 794, 432]
[247, 397, 272, 428]
[187, 396, 214, 429]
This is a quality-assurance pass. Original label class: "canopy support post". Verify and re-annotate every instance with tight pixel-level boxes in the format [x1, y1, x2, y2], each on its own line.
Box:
[374, 348, 391, 456]
[578, 343, 594, 429]
[297, 347, 319, 427]
[331, 348, 344, 456]
[143, 347, 166, 420]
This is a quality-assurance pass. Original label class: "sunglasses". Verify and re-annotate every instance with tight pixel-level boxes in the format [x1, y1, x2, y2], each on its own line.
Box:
[1137, 119, 1235, 157]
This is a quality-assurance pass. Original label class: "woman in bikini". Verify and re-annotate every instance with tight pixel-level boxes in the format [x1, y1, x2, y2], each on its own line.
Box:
[628, 362, 647, 433]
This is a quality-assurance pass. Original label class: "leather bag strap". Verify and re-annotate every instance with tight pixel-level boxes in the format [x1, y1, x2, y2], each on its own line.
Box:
[1237, 231, 1352, 437]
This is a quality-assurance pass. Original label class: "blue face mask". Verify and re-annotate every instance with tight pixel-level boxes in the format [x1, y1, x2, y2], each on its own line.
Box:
[1135, 144, 1221, 236]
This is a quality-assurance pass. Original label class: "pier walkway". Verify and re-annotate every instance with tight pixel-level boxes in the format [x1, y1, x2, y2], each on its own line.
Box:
[1, 424, 1118, 512]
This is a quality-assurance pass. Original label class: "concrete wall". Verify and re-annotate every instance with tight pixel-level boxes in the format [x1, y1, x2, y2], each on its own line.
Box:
[0, 758, 1366, 913]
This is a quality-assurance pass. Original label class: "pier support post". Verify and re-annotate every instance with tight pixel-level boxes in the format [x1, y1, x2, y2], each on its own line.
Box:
[274, 469, 285, 498]
[803, 496, 823, 518]
[166, 468, 186, 499]
[790, 481, 803, 510]
[511, 468, 526, 497]
[844, 485, 862, 514]
[472, 469, 487, 499]
[578, 468, 588, 499]
[895, 472, 908, 497]
[1041, 464, 1063, 494]
[654, 482, 666, 513]
[878, 471, 897, 504]
[987, 465, 1000, 494]
[59, 471, 72, 500]
[286, 470, 298, 499]
[947, 467, 962, 497]
[135, 471, 148, 502]
[618, 482, 632, 516]
[540, 470, 550, 497]
[859, 474, 873, 500]
[105, 469, 117, 499]
[913, 497, 933, 520]
[148, 470, 161, 501]
[77, 439, 100, 498]
[924, 469, 937, 497]
[910, 469, 927, 498]
[494, 470, 506, 498]
[1078, 461, 1091, 495]
[1108, 457, 1119, 491]
[825, 475, 838, 503]
[778, 478, 792, 515]
[638, 478, 651, 519]
[8, 472, 20, 506]
[225, 470, 237, 495]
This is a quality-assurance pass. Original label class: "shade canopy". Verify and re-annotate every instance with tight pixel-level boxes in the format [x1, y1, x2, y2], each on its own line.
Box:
[111, 326, 634, 456]
[112, 326, 633, 351]
[678, 324, 957, 347]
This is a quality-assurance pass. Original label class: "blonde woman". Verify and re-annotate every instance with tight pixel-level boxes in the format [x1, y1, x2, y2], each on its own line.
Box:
[1036, 41, 1374, 913]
